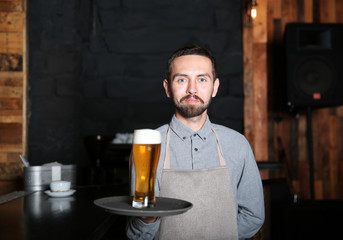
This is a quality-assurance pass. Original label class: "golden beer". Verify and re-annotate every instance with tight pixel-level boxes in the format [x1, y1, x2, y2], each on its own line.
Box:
[131, 129, 161, 208]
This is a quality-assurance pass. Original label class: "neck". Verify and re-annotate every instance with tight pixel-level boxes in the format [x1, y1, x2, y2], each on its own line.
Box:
[175, 111, 208, 132]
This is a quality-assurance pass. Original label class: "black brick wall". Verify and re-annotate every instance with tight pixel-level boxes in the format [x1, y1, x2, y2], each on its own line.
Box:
[27, 0, 243, 169]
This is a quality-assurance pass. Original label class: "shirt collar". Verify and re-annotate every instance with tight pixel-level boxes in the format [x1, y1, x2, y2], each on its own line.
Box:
[169, 115, 213, 141]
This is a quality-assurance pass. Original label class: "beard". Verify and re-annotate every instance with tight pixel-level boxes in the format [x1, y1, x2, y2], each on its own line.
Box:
[172, 94, 212, 118]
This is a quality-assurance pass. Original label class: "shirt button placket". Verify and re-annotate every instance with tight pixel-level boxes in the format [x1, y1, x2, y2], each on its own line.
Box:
[192, 134, 201, 168]
[193, 134, 198, 152]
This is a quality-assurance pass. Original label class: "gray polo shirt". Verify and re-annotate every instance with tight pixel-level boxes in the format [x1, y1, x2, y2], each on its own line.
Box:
[127, 115, 265, 240]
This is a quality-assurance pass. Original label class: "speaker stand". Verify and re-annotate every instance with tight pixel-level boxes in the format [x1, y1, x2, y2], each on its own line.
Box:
[306, 106, 315, 201]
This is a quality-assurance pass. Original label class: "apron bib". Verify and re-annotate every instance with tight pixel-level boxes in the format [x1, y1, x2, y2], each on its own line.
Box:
[157, 127, 238, 240]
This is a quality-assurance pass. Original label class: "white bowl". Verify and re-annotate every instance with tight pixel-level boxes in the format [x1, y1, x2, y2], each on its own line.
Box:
[50, 181, 71, 192]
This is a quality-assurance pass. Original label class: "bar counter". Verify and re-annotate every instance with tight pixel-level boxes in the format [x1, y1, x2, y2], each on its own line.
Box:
[0, 184, 129, 240]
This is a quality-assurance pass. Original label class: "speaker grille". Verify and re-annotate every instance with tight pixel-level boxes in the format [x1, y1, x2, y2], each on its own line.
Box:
[285, 23, 343, 108]
[296, 59, 332, 97]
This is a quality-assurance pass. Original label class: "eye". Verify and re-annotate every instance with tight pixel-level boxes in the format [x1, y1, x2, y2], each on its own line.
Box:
[199, 78, 207, 82]
[177, 78, 186, 83]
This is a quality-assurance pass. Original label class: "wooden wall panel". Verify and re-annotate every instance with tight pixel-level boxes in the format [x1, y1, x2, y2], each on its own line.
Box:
[297, 114, 307, 198]
[272, 0, 282, 19]
[244, 0, 343, 200]
[339, 161, 343, 199]
[336, 0, 343, 23]
[252, 43, 268, 162]
[273, 118, 291, 167]
[334, 1, 343, 200]
[0, 123, 21, 144]
[329, 115, 338, 199]
[0, 152, 22, 162]
[298, 159, 310, 199]
[337, 107, 343, 199]
[313, 108, 330, 199]
[0, 53, 22, 71]
[0, 0, 26, 180]
[304, 0, 313, 22]
[0, 143, 21, 152]
[0, 98, 21, 109]
[248, 0, 269, 166]
[0, 71, 22, 83]
[253, 0, 267, 43]
[319, 0, 336, 23]
[243, 26, 254, 146]
[0, 12, 24, 32]
[281, 0, 298, 34]
[0, 85, 22, 97]
[0, 0, 23, 12]
[0, 32, 23, 53]
[0, 110, 21, 123]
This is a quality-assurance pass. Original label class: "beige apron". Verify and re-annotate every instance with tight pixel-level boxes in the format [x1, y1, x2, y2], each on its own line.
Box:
[157, 127, 238, 240]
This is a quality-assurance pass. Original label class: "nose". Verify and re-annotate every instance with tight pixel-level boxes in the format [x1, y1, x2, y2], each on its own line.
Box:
[187, 79, 197, 95]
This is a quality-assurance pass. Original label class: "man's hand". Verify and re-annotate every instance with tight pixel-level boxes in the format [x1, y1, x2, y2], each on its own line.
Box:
[139, 217, 157, 224]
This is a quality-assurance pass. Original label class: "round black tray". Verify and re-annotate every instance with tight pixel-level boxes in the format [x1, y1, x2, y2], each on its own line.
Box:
[94, 196, 193, 217]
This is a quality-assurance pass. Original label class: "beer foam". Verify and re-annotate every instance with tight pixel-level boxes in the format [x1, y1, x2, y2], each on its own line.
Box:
[133, 129, 161, 144]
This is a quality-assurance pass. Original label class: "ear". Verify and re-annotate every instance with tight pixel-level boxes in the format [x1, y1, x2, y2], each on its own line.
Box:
[163, 79, 171, 98]
[212, 78, 220, 97]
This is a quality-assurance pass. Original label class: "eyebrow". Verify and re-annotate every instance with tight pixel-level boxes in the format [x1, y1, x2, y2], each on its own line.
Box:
[172, 73, 188, 80]
[172, 73, 211, 80]
[197, 73, 211, 78]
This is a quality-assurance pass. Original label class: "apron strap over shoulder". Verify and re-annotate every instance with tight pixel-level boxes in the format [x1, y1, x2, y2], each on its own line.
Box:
[163, 127, 171, 169]
[211, 127, 226, 166]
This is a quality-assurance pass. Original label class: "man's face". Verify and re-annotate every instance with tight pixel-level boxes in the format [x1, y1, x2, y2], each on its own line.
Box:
[164, 55, 219, 118]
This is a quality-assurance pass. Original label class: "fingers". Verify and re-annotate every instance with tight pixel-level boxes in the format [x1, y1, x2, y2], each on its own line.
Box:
[139, 217, 157, 224]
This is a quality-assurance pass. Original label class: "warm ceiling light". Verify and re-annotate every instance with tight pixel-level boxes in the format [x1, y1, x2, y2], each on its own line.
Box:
[250, 0, 258, 19]
[251, 7, 257, 19]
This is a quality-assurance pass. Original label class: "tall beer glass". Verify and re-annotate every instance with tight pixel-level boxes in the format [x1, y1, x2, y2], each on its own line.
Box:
[131, 129, 161, 208]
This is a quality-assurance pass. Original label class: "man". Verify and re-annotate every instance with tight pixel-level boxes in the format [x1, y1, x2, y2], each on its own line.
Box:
[127, 45, 265, 240]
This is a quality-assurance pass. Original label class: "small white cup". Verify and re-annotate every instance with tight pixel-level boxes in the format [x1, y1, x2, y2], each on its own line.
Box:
[50, 181, 71, 192]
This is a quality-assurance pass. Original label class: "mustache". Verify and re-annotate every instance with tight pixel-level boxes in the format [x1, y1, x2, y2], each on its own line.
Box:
[180, 95, 204, 104]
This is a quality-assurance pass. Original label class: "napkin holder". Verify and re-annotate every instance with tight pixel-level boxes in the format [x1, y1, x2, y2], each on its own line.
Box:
[24, 164, 76, 191]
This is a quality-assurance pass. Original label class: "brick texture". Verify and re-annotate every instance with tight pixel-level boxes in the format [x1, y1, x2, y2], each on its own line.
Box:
[28, 0, 243, 167]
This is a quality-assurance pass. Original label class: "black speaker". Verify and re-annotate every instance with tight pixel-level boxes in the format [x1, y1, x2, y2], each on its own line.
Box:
[285, 23, 343, 107]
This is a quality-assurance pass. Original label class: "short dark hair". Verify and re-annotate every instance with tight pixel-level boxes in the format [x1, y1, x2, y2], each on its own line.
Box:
[166, 45, 217, 81]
